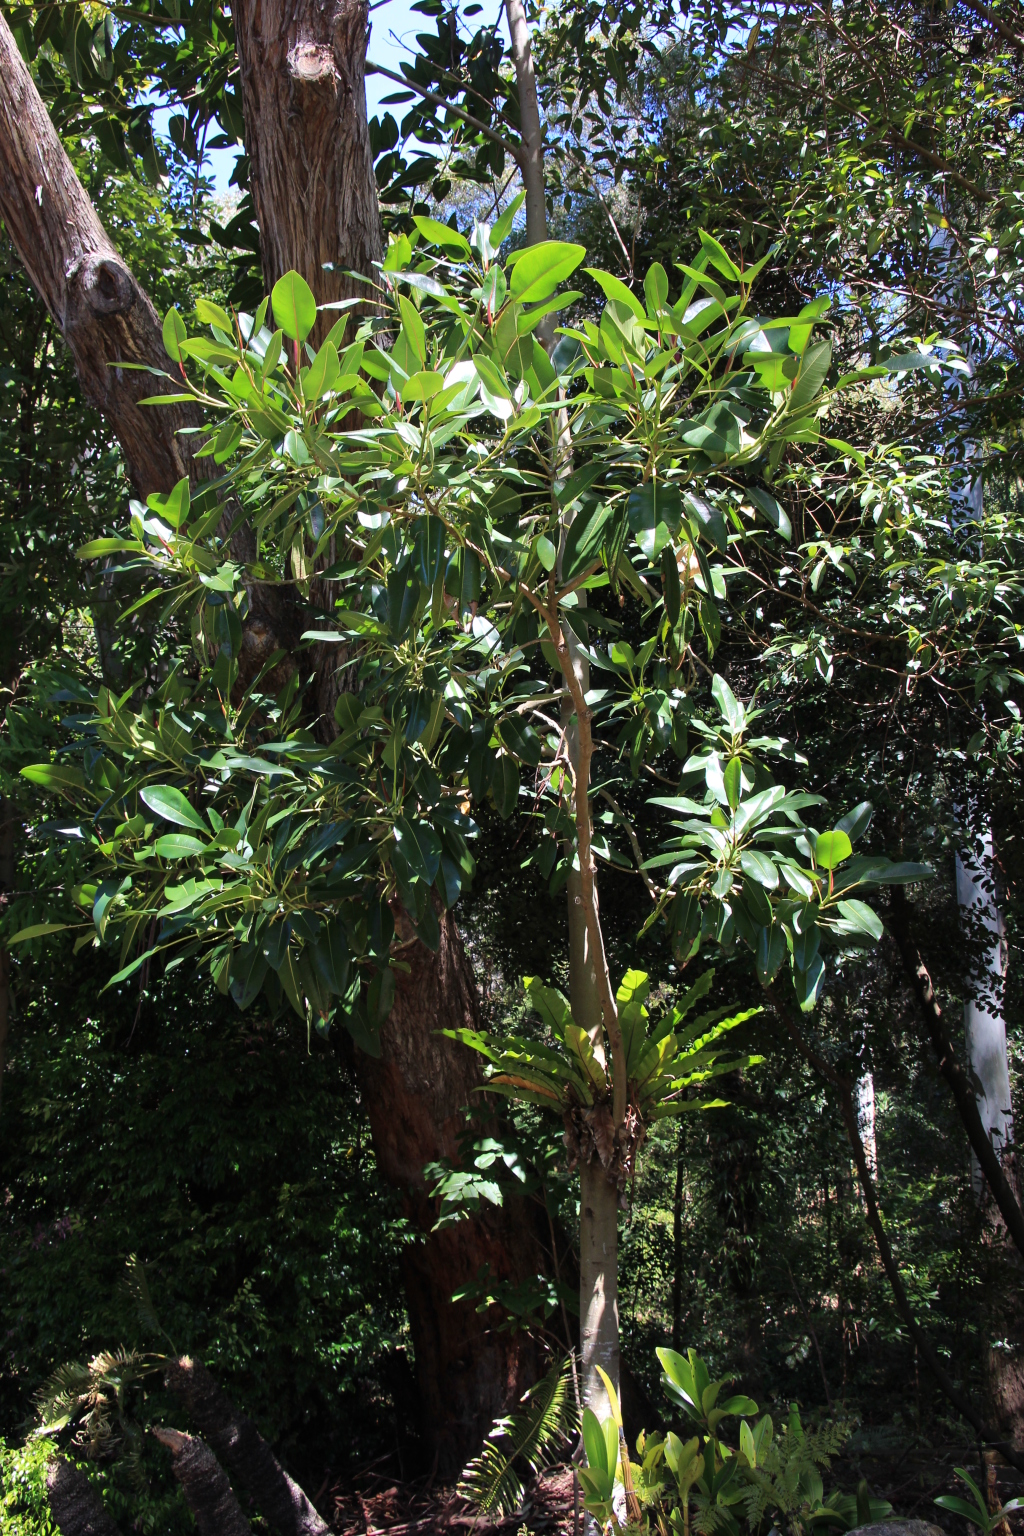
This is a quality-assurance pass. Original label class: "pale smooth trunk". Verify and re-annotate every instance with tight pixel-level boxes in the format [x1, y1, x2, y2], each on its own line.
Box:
[956, 827, 1011, 1195]
[855, 1072, 877, 1179]
[504, 3, 626, 1414]
[580, 1157, 620, 1418]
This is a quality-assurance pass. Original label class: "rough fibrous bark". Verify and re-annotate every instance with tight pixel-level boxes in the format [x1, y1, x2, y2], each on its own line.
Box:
[152, 1427, 252, 1536]
[0, 13, 201, 496]
[232, 0, 382, 345]
[356, 906, 544, 1474]
[45, 1457, 123, 1536]
[164, 1356, 329, 1536]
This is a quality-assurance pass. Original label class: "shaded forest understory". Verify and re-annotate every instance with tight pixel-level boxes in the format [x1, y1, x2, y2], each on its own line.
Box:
[3, 843, 1021, 1530]
[2, 0, 1024, 1529]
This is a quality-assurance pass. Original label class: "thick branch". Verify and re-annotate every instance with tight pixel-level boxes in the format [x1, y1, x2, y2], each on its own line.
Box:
[961, 0, 1024, 50]
[0, 11, 201, 495]
[46, 1458, 123, 1536]
[152, 1427, 252, 1536]
[367, 61, 524, 166]
[164, 1356, 329, 1536]
[888, 888, 1024, 1260]
[543, 602, 626, 1125]
[504, 0, 547, 246]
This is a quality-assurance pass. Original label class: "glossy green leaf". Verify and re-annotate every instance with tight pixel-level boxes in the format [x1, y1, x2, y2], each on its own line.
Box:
[563, 499, 613, 580]
[162, 306, 187, 362]
[154, 833, 207, 859]
[492, 755, 520, 819]
[140, 785, 208, 831]
[814, 828, 852, 869]
[272, 270, 317, 342]
[511, 241, 586, 304]
[412, 215, 472, 257]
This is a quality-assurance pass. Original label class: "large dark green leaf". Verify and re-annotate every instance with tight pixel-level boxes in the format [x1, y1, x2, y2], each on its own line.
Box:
[140, 785, 207, 832]
[563, 498, 613, 580]
[492, 755, 520, 819]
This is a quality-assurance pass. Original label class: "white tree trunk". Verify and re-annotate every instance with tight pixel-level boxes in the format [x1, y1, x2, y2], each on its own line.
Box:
[579, 1158, 620, 1419]
[856, 1072, 878, 1179]
[956, 827, 1012, 1198]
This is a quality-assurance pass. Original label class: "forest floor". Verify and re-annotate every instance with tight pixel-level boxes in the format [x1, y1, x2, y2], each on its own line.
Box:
[325, 1432, 1024, 1535]
[329, 1465, 576, 1536]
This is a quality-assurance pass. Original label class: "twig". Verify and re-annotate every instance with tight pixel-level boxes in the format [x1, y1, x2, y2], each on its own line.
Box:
[598, 788, 658, 903]
[367, 62, 524, 167]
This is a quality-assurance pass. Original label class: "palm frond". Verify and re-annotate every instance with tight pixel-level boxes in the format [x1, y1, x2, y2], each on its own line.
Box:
[122, 1253, 177, 1351]
[459, 1354, 579, 1516]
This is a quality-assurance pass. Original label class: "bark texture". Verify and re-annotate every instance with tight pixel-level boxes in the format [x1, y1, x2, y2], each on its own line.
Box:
[0, 0, 549, 1465]
[152, 1427, 252, 1536]
[45, 1457, 122, 1536]
[504, 0, 547, 248]
[0, 13, 201, 496]
[233, 0, 382, 345]
[356, 905, 545, 1474]
[164, 1356, 329, 1536]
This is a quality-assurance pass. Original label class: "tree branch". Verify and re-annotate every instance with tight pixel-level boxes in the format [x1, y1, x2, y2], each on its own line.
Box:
[960, 0, 1024, 50]
[769, 989, 1024, 1473]
[366, 61, 524, 167]
[0, 9, 201, 495]
[888, 888, 1024, 1261]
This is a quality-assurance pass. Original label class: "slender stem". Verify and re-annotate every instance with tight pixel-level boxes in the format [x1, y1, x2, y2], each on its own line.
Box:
[503, 0, 547, 246]
[545, 605, 627, 1125]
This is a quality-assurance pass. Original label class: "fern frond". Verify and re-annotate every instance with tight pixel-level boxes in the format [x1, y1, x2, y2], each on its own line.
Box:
[459, 1355, 578, 1516]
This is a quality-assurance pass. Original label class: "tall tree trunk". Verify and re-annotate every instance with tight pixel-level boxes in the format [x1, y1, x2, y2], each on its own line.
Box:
[504, 1, 622, 1422]
[233, 0, 381, 348]
[355, 905, 544, 1475]
[0, 1, 549, 1463]
[955, 822, 1024, 1448]
[956, 826, 1012, 1190]
[855, 1071, 877, 1179]
[0, 790, 14, 1115]
[46, 1458, 124, 1536]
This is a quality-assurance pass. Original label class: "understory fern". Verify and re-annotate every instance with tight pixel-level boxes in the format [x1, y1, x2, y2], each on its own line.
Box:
[459, 1355, 579, 1516]
[737, 1411, 851, 1535]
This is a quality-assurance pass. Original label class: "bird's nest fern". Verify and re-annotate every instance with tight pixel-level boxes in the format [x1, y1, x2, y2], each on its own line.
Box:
[446, 967, 759, 1188]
